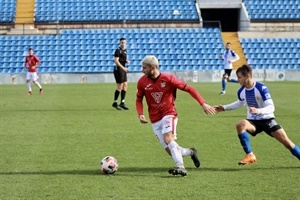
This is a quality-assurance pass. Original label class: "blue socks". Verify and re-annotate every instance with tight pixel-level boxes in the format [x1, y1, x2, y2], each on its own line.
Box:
[290, 145, 300, 160]
[238, 131, 252, 154]
[222, 79, 226, 91]
[229, 78, 238, 83]
[222, 78, 238, 91]
[238, 133, 300, 160]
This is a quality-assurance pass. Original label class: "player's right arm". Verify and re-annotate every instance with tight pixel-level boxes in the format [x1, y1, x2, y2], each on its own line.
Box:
[114, 56, 128, 72]
[220, 51, 224, 59]
[215, 100, 245, 112]
[23, 57, 28, 69]
[136, 79, 148, 123]
[114, 49, 128, 72]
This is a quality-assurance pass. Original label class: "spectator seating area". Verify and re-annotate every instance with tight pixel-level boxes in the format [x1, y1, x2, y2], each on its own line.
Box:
[3, 0, 300, 23]
[0, 28, 224, 74]
[35, 0, 198, 22]
[244, 0, 300, 20]
[0, 0, 16, 23]
[240, 38, 300, 70]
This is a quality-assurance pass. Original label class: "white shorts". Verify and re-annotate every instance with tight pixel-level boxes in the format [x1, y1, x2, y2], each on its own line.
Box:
[151, 115, 178, 148]
[26, 72, 38, 81]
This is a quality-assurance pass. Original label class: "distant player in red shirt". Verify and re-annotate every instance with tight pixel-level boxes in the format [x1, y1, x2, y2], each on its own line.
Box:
[136, 55, 216, 176]
[23, 48, 43, 95]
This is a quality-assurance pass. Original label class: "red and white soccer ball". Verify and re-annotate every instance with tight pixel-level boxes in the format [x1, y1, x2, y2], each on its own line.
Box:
[100, 156, 118, 174]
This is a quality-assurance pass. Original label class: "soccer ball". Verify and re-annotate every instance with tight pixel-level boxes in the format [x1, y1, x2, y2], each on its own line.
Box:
[100, 156, 118, 174]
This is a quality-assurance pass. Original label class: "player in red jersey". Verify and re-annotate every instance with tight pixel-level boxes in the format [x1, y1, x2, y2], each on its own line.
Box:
[23, 48, 43, 95]
[136, 55, 216, 176]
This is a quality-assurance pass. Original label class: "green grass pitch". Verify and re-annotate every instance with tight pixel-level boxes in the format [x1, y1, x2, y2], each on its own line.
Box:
[0, 81, 299, 200]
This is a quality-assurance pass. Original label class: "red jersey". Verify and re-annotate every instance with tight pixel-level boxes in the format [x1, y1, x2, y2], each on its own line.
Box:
[25, 55, 40, 72]
[136, 73, 205, 123]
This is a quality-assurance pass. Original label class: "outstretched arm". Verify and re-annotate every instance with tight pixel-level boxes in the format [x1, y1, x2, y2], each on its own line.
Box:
[215, 100, 245, 113]
[183, 85, 216, 115]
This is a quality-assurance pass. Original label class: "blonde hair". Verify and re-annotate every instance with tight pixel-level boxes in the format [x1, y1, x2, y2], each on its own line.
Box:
[141, 55, 159, 68]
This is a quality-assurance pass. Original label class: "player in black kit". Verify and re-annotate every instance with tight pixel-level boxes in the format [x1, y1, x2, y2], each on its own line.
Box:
[112, 38, 130, 110]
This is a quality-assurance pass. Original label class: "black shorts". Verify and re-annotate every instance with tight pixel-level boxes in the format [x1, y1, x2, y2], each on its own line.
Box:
[247, 118, 282, 137]
[113, 67, 127, 84]
[223, 69, 233, 77]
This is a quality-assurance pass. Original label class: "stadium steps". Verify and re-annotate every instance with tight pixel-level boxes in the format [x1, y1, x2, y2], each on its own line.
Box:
[9, 0, 41, 35]
[221, 32, 247, 69]
[15, 0, 35, 24]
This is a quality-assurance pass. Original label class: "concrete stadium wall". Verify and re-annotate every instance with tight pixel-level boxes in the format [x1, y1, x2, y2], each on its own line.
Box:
[238, 31, 300, 38]
[1, 70, 299, 85]
[197, 0, 242, 6]
[248, 22, 300, 32]
[239, 3, 250, 31]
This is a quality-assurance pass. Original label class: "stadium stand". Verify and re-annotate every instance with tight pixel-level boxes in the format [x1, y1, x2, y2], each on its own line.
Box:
[34, 0, 198, 23]
[0, 0, 17, 23]
[240, 38, 300, 70]
[244, 0, 300, 20]
[0, 28, 225, 74]
[1, 0, 299, 76]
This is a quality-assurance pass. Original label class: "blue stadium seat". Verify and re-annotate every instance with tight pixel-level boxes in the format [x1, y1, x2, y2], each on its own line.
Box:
[87, 67, 95, 72]
[34, 0, 198, 22]
[3, 27, 298, 74]
[74, 67, 81, 73]
[61, 67, 68, 73]
[94, 66, 101, 72]
[244, 0, 299, 20]
[15, 68, 24, 73]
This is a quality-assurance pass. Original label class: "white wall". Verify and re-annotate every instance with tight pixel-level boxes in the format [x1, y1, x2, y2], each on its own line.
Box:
[1, 70, 299, 85]
[238, 31, 300, 38]
[197, 0, 241, 8]
[247, 22, 300, 32]
[239, 3, 250, 31]
[197, 0, 242, 4]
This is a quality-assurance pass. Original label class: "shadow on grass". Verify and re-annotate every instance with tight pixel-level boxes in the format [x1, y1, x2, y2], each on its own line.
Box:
[1, 108, 117, 112]
[0, 166, 299, 177]
[195, 166, 300, 172]
[0, 167, 164, 176]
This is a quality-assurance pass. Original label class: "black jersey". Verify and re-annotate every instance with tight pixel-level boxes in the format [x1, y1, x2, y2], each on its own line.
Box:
[114, 47, 128, 67]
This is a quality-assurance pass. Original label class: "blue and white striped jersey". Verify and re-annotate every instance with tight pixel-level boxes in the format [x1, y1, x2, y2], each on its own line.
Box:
[221, 49, 239, 69]
[224, 82, 275, 120]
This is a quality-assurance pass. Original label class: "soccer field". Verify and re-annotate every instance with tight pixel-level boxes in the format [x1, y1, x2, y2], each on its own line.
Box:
[0, 82, 299, 200]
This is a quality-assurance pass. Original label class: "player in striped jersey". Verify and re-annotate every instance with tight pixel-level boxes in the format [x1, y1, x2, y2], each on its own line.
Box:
[219, 42, 239, 95]
[215, 64, 300, 165]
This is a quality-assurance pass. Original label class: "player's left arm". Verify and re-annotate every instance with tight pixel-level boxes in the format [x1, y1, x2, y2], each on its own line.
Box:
[182, 84, 205, 105]
[34, 56, 41, 68]
[229, 50, 240, 63]
[181, 84, 216, 115]
[250, 86, 275, 115]
[249, 100, 274, 115]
